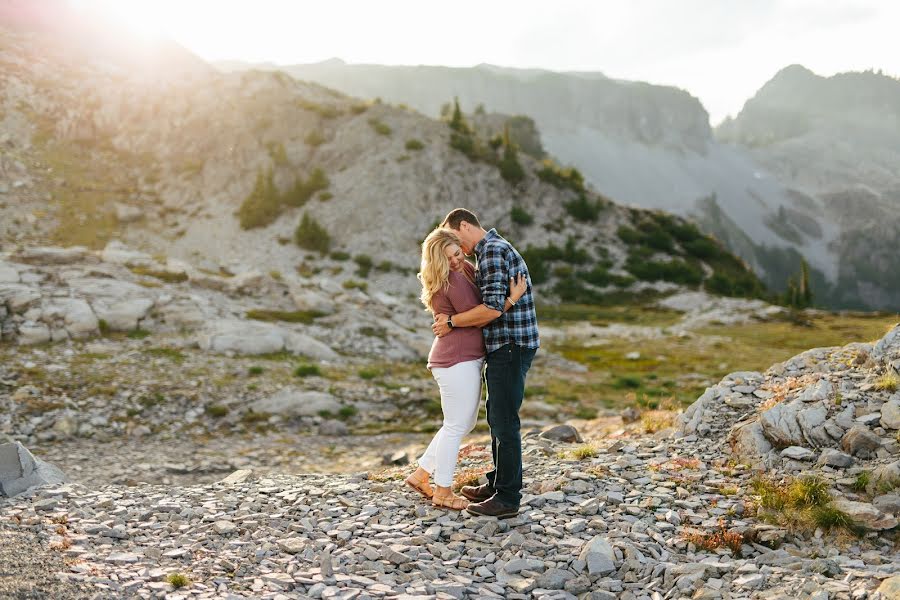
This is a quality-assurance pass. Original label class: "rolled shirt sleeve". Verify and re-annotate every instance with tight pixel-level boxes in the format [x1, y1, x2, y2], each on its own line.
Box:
[478, 244, 508, 313]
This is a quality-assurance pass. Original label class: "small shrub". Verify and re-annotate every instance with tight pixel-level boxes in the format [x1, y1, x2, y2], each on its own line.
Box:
[294, 213, 331, 253]
[369, 118, 392, 136]
[358, 368, 380, 380]
[343, 279, 368, 292]
[376, 260, 394, 272]
[330, 251, 351, 261]
[405, 139, 425, 151]
[683, 526, 744, 554]
[626, 255, 703, 286]
[283, 168, 329, 208]
[338, 405, 358, 419]
[851, 471, 871, 493]
[564, 195, 602, 222]
[510, 206, 533, 226]
[98, 319, 111, 335]
[614, 375, 642, 389]
[125, 328, 151, 340]
[248, 366, 265, 376]
[166, 573, 190, 589]
[354, 254, 374, 278]
[499, 144, 525, 184]
[537, 159, 585, 193]
[267, 141, 288, 166]
[238, 169, 281, 229]
[318, 191, 333, 202]
[453, 468, 483, 491]
[752, 475, 861, 535]
[294, 363, 322, 378]
[571, 445, 598, 460]
[359, 326, 386, 339]
[205, 404, 229, 418]
[641, 411, 675, 433]
[305, 130, 326, 146]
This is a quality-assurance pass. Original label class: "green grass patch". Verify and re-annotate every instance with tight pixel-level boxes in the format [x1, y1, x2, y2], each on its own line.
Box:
[358, 368, 380, 380]
[205, 404, 229, 418]
[128, 266, 188, 283]
[166, 573, 190, 589]
[246, 309, 326, 324]
[294, 363, 323, 378]
[142, 348, 185, 363]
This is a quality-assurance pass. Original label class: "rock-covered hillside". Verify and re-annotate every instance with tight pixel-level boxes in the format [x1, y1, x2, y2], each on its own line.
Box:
[0, 25, 764, 317]
[228, 59, 900, 310]
[718, 65, 900, 309]
[221, 60, 825, 300]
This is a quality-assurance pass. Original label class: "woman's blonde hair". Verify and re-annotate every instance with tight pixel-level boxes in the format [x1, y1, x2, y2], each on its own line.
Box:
[418, 228, 465, 314]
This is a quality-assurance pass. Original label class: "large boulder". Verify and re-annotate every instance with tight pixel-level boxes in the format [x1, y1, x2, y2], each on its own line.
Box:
[0, 261, 20, 283]
[881, 395, 900, 430]
[831, 498, 898, 531]
[840, 425, 882, 457]
[0, 283, 41, 313]
[44, 298, 99, 338]
[12, 246, 89, 265]
[0, 442, 68, 497]
[873, 325, 900, 363]
[251, 389, 342, 418]
[99, 241, 154, 267]
[198, 320, 337, 359]
[728, 420, 772, 460]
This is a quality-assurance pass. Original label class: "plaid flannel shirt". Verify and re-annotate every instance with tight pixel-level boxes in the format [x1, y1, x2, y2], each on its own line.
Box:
[474, 229, 540, 354]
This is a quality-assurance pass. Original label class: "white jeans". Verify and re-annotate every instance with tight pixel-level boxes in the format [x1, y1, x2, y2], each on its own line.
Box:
[418, 357, 485, 487]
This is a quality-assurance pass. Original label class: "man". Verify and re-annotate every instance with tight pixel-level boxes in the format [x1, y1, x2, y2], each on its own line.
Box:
[432, 208, 540, 518]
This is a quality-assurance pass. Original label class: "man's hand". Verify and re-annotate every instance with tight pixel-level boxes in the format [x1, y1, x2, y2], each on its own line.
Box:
[432, 313, 451, 337]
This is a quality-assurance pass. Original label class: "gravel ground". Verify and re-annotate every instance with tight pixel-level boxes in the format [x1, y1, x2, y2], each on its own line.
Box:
[0, 528, 94, 600]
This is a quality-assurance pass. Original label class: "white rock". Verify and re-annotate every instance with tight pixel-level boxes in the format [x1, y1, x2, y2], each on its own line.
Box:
[114, 202, 143, 223]
[252, 389, 341, 418]
[832, 498, 898, 531]
[781, 446, 814, 461]
[881, 395, 900, 430]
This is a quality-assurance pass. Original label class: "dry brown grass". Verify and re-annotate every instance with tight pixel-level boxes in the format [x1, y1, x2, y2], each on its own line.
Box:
[641, 410, 676, 433]
[453, 468, 485, 491]
[682, 524, 745, 554]
[759, 374, 820, 410]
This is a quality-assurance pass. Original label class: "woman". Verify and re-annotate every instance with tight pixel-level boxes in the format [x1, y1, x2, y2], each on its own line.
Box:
[405, 228, 526, 510]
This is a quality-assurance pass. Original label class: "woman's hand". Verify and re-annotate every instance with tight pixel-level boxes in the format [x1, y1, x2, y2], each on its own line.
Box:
[509, 273, 527, 304]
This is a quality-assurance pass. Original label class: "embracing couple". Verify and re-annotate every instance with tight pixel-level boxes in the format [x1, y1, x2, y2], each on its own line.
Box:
[405, 208, 540, 519]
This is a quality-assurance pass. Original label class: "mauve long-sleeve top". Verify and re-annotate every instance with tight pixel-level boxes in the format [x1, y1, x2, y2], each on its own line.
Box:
[426, 266, 487, 369]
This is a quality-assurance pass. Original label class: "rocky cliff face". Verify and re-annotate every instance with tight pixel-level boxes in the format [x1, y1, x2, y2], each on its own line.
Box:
[718, 65, 900, 309]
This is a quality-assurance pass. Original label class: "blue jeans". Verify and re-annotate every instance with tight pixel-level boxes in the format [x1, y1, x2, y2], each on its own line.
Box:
[484, 343, 537, 505]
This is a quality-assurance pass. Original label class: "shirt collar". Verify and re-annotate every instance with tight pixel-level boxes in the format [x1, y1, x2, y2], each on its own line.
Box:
[473, 228, 497, 258]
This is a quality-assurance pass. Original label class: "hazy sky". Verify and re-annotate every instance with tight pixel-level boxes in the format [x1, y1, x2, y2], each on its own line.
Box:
[71, 0, 899, 124]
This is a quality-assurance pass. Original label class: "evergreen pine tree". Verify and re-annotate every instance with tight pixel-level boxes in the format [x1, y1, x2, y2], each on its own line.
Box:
[499, 124, 525, 184]
[800, 259, 813, 307]
[449, 97, 467, 133]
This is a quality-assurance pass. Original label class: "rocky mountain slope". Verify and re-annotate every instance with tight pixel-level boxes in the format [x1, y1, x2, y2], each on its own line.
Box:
[0, 24, 765, 324]
[220, 60, 824, 299]
[718, 65, 900, 309]
[230, 59, 900, 310]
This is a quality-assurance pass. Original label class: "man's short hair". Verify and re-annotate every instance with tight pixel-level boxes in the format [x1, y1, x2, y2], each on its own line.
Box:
[441, 208, 481, 231]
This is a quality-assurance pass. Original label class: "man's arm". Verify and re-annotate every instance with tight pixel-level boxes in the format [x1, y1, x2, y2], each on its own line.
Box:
[433, 243, 510, 336]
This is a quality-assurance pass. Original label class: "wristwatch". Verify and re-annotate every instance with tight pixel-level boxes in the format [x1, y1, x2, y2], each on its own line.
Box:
[447, 316, 454, 329]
